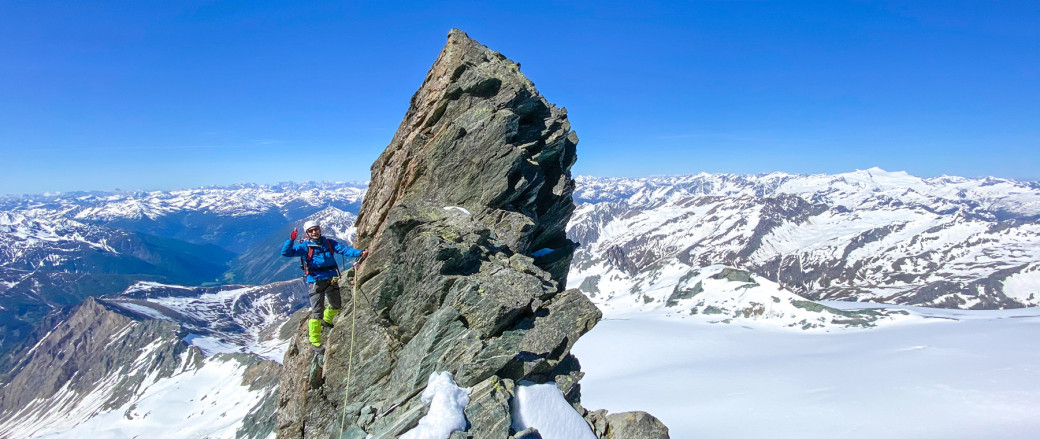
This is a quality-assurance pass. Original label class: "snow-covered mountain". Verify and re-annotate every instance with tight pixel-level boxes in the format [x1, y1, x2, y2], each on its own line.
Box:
[0, 183, 366, 437]
[2, 169, 1038, 437]
[0, 182, 367, 285]
[569, 168, 1040, 310]
[0, 181, 366, 253]
[0, 210, 235, 279]
[0, 181, 365, 289]
[573, 168, 1040, 217]
[586, 262, 912, 330]
[106, 280, 309, 361]
[0, 210, 237, 376]
[0, 280, 305, 438]
[1, 181, 365, 219]
[0, 182, 364, 375]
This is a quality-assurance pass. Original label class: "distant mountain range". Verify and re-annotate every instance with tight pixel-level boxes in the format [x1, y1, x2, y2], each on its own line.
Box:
[1, 169, 1038, 437]
[567, 168, 1040, 310]
[0, 182, 364, 376]
[3, 171, 1037, 359]
[0, 181, 366, 252]
[0, 281, 303, 438]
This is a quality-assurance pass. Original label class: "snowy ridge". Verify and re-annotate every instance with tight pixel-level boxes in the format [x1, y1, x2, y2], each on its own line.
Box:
[35, 354, 272, 439]
[4, 343, 272, 439]
[575, 168, 1040, 216]
[0, 281, 295, 438]
[2, 181, 366, 222]
[570, 169, 1040, 309]
[105, 280, 306, 362]
[0, 211, 119, 269]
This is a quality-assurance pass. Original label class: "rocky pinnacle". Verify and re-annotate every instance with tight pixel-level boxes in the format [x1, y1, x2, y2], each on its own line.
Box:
[275, 29, 667, 439]
[354, 28, 579, 287]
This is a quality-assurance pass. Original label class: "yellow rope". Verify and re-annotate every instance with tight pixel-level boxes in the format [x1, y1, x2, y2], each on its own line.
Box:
[339, 260, 362, 435]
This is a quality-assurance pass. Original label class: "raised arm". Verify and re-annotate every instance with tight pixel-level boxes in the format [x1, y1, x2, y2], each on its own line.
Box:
[280, 228, 303, 257]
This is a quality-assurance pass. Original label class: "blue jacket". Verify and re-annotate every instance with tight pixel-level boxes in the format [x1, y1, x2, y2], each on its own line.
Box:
[281, 237, 363, 282]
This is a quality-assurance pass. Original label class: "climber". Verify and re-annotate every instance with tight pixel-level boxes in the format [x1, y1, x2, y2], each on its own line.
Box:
[280, 220, 368, 353]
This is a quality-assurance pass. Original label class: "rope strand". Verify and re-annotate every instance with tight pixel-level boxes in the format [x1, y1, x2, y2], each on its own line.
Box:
[339, 258, 362, 435]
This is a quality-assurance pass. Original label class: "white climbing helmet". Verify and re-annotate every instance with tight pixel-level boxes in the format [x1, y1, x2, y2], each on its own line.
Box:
[303, 220, 320, 232]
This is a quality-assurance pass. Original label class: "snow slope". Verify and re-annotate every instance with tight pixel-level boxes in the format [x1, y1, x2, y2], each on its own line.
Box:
[574, 261, 911, 330]
[573, 303, 1040, 439]
[31, 354, 271, 439]
[106, 280, 307, 361]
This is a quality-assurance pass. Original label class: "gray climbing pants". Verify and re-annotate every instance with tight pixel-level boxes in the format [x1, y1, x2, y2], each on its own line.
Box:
[309, 277, 342, 319]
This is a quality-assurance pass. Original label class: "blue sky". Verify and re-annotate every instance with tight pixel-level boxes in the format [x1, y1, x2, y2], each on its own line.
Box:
[1, 1, 1037, 195]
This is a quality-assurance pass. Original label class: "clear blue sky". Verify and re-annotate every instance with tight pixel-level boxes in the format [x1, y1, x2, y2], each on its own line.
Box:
[2, 1, 1037, 195]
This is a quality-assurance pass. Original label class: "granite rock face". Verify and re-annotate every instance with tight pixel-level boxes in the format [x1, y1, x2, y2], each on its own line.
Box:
[275, 30, 667, 438]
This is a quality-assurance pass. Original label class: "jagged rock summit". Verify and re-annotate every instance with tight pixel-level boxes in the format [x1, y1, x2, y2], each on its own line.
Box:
[276, 30, 668, 438]
[355, 28, 579, 285]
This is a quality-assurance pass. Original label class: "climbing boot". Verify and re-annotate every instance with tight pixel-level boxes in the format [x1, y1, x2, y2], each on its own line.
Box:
[308, 348, 325, 388]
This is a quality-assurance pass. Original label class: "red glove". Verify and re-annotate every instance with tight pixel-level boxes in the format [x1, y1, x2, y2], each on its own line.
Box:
[290, 228, 298, 240]
[361, 249, 369, 259]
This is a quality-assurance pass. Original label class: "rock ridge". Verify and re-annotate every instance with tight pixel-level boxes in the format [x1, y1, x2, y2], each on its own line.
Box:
[275, 29, 667, 439]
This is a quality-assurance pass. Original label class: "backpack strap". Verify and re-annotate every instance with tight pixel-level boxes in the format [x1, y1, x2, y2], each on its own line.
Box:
[300, 245, 312, 276]
[301, 238, 338, 276]
[325, 239, 340, 276]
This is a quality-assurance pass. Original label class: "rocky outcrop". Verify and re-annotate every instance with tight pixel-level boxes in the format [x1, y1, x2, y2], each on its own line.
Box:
[275, 30, 667, 438]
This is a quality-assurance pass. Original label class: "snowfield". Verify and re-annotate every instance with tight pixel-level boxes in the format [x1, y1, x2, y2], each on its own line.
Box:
[33, 355, 268, 439]
[572, 303, 1040, 439]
